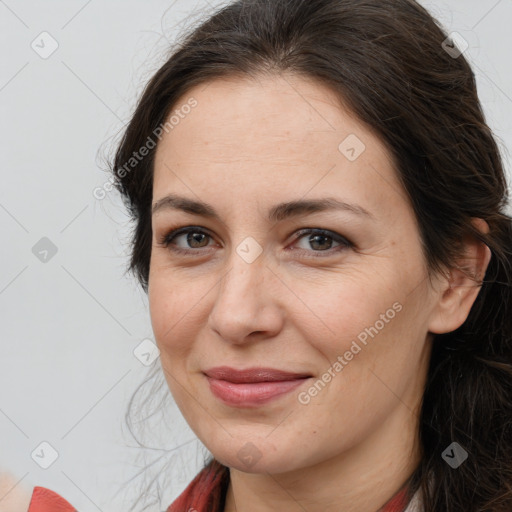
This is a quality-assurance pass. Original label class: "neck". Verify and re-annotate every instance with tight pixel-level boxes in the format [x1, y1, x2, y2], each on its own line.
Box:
[223, 399, 422, 512]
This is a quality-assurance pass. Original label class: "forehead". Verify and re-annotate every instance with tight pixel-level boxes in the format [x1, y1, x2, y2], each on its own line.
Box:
[152, 73, 404, 217]
[156, 73, 373, 156]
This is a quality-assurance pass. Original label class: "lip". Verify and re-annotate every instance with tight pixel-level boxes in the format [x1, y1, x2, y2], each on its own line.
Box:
[203, 366, 312, 407]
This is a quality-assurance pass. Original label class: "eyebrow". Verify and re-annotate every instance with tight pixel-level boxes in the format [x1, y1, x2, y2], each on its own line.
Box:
[151, 194, 374, 222]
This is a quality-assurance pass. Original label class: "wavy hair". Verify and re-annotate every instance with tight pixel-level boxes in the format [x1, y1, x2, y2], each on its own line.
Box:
[110, 1, 512, 510]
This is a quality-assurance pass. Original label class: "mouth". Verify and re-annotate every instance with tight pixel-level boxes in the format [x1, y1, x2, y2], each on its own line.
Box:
[203, 366, 313, 407]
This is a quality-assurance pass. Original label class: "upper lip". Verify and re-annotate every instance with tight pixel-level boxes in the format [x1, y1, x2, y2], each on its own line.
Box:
[204, 366, 312, 383]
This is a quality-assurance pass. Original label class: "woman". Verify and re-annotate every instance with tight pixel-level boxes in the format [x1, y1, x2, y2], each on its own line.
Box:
[14, 0, 512, 510]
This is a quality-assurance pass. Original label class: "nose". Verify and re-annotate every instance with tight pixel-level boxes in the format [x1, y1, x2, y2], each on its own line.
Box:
[207, 247, 284, 345]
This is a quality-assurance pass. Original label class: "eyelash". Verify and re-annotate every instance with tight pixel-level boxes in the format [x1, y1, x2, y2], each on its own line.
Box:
[157, 226, 353, 258]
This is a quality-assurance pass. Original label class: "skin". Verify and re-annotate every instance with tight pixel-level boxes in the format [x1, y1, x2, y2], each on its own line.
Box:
[148, 73, 491, 512]
[0, 472, 32, 512]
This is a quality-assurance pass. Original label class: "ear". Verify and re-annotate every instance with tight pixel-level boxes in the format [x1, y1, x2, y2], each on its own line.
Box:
[428, 218, 492, 335]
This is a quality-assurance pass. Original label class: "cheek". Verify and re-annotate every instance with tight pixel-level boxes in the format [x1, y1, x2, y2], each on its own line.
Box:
[148, 270, 200, 361]
[290, 271, 399, 346]
[148, 275, 203, 411]
[295, 293, 421, 438]
[293, 265, 424, 392]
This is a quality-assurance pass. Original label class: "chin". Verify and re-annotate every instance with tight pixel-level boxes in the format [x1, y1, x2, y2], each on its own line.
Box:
[206, 436, 309, 475]
[217, 452, 296, 474]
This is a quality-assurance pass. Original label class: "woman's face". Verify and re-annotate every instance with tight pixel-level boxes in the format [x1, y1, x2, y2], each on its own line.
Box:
[149, 74, 441, 474]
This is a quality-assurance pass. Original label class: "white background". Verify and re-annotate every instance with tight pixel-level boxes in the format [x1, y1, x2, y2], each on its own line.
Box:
[1, 1, 511, 511]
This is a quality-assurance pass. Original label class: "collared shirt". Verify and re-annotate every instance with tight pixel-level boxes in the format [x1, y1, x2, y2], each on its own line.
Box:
[27, 460, 423, 512]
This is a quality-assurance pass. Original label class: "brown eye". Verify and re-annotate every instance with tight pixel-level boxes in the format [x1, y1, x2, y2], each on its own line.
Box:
[292, 229, 352, 256]
[158, 227, 215, 254]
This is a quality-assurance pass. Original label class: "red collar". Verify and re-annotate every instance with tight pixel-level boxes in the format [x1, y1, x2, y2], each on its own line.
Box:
[28, 487, 76, 512]
[168, 459, 414, 512]
[378, 485, 411, 512]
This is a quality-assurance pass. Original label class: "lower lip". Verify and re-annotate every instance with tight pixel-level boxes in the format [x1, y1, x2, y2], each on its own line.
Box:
[206, 376, 309, 407]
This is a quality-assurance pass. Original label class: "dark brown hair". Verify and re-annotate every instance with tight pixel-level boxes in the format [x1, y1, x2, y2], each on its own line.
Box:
[110, 0, 512, 510]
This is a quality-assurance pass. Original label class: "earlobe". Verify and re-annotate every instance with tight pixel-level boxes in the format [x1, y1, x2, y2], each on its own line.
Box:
[428, 218, 492, 335]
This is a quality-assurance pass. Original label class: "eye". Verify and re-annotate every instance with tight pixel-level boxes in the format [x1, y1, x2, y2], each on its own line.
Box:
[290, 228, 352, 257]
[157, 226, 216, 255]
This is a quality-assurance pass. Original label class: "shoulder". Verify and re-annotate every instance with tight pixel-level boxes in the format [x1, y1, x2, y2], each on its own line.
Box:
[0, 473, 77, 512]
[0, 472, 33, 512]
